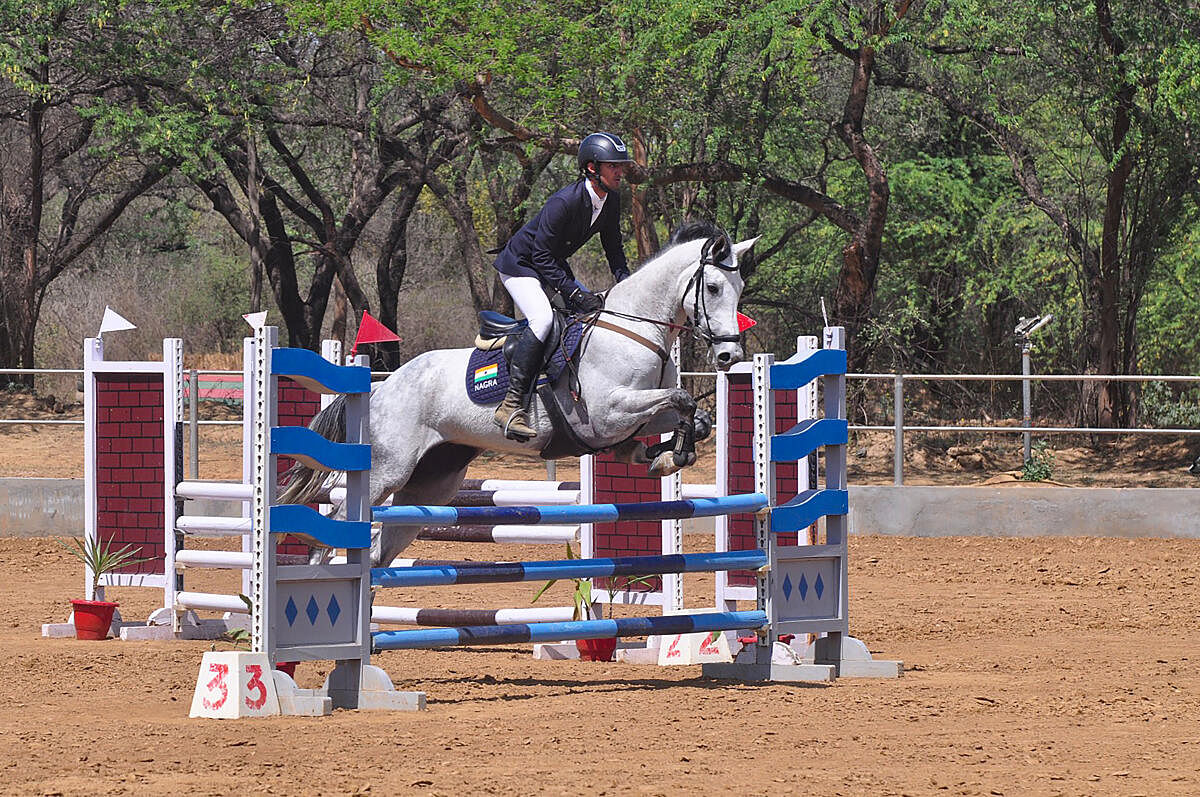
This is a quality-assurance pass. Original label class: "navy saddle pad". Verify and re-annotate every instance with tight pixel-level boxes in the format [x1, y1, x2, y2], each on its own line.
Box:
[465, 322, 585, 405]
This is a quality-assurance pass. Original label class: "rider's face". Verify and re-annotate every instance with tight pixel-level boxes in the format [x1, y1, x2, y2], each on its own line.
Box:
[593, 161, 628, 195]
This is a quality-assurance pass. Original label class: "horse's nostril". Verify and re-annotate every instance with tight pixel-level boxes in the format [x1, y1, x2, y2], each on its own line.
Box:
[717, 351, 731, 363]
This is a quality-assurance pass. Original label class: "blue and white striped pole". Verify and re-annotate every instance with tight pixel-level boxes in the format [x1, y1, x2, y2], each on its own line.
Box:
[371, 548, 767, 589]
[372, 492, 768, 527]
[372, 610, 768, 651]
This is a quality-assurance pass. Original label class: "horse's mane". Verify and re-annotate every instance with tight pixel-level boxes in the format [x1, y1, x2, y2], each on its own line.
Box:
[667, 219, 727, 248]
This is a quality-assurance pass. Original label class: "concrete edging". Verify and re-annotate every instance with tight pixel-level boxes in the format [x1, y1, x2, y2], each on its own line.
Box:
[1, 478, 1196, 540]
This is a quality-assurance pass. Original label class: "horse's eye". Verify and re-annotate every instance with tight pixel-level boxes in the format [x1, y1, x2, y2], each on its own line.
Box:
[707, 283, 720, 296]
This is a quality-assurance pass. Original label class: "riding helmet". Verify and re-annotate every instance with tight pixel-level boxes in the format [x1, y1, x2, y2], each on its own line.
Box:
[577, 132, 634, 174]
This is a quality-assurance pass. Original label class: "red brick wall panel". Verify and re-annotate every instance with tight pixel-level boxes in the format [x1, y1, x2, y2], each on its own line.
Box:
[95, 374, 167, 575]
[590, 448, 662, 591]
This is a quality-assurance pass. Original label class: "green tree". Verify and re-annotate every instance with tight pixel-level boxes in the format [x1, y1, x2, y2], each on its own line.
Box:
[877, 0, 1200, 425]
[0, 0, 178, 378]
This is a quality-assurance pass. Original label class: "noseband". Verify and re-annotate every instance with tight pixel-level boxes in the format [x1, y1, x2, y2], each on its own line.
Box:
[685, 236, 743, 346]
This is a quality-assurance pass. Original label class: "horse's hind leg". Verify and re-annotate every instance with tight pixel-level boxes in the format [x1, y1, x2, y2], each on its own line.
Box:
[373, 442, 480, 567]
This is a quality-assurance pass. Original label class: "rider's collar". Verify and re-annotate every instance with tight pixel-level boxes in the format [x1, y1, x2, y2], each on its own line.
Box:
[584, 178, 607, 223]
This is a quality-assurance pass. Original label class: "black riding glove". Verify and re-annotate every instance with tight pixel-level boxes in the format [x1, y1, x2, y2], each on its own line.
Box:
[565, 285, 603, 314]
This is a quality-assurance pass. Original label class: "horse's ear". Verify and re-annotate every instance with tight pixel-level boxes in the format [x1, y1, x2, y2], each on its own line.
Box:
[731, 237, 760, 258]
[733, 237, 760, 280]
[710, 235, 731, 265]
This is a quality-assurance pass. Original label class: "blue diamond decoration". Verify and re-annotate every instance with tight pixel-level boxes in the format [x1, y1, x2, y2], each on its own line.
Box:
[306, 596, 320, 625]
[284, 597, 299, 626]
[782, 574, 793, 600]
[798, 574, 809, 601]
[814, 573, 824, 600]
[327, 594, 341, 626]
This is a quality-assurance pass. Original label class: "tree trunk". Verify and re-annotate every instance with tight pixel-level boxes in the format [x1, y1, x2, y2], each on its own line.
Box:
[832, 42, 890, 373]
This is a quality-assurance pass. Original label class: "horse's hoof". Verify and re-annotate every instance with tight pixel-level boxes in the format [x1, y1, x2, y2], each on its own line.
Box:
[672, 451, 697, 468]
[648, 451, 679, 477]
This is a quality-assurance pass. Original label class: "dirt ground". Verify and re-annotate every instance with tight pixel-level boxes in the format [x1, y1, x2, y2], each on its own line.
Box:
[4, 533, 1200, 796]
[2, 392, 1200, 794]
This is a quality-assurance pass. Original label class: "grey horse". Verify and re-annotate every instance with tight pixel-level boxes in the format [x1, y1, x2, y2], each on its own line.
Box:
[282, 224, 758, 566]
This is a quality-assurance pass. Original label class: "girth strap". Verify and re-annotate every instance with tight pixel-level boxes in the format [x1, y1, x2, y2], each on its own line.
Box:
[535, 384, 602, 459]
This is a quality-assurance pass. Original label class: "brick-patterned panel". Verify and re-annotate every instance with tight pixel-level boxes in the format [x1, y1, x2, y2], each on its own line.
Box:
[275, 378, 321, 556]
[95, 374, 166, 575]
[591, 447, 662, 592]
[726, 373, 800, 586]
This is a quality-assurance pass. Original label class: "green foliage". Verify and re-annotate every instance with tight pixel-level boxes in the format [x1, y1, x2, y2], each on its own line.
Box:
[530, 542, 656, 621]
[1138, 382, 1200, 429]
[1020, 440, 1055, 482]
[57, 536, 153, 593]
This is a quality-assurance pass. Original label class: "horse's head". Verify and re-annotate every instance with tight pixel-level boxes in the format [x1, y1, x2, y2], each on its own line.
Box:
[669, 222, 758, 370]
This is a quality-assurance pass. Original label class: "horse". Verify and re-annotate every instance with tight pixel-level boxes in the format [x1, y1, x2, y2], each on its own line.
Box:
[281, 221, 758, 567]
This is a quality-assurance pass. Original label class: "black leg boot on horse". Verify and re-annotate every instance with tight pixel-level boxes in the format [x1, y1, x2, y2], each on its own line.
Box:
[494, 326, 545, 440]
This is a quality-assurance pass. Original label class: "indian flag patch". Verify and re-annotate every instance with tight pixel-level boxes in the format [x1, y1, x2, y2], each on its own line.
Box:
[473, 363, 499, 383]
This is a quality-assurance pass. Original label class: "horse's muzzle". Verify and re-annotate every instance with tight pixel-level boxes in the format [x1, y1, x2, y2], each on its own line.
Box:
[713, 343, 744, 371]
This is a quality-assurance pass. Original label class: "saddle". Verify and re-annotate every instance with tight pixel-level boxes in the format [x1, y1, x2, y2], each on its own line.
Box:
[473, 310, 567, 363]
[465, 310, 592, 459]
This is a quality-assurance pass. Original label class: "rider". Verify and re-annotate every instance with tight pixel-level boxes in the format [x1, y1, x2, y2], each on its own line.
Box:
[491, 131, 635, 440]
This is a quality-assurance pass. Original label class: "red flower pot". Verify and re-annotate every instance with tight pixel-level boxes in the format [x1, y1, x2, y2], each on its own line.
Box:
[576, 637, 617, 662]
[70, 599, 119, 640]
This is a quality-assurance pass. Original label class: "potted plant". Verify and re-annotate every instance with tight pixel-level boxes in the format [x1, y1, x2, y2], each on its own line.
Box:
[531, 544, 655, 662]
[58, 536, 152, 640]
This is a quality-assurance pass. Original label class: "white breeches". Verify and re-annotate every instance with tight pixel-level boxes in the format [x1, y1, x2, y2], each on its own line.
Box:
[500, 274, 553, 342]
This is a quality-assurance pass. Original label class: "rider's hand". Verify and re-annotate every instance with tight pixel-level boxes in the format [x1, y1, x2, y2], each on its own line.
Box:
[565, 285, 603, 314]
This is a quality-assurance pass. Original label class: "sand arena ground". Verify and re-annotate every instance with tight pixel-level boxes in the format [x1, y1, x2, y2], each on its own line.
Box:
[3, 528, 1199, 795]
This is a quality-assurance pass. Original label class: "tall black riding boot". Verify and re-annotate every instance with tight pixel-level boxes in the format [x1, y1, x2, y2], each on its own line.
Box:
[493, 326, 545, 440]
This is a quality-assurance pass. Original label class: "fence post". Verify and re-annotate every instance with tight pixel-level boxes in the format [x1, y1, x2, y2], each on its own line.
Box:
[1022, 342, 1033, 463]
[893, 374, 904, 485]
[188, 368, 199, 480]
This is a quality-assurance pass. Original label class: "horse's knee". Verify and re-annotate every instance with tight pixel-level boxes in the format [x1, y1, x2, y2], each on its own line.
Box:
[671, 389, 697, 416]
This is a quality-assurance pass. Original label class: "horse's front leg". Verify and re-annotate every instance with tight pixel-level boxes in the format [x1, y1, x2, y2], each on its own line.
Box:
[600, 387, 700, 477]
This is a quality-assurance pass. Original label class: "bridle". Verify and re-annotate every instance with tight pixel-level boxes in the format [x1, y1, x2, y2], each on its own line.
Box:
[575, 234, 744, 363]
[684, 235, 743, 346]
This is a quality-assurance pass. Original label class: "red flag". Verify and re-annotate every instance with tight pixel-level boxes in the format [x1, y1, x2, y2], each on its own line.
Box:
[736, 312, 757, 333]
[351, 311, 401, 356]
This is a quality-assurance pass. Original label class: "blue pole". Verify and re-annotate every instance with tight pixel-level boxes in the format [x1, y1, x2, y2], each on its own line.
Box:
[371, 492, 769, 527]
[371, 548, 768, 589]
[372, 610, 768, 651]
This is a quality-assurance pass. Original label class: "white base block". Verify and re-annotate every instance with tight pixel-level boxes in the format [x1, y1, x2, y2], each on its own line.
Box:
[615, 645, 660, 665]
[705, 635, 902, 682]
[801, 635, 903, 678]
[273, 671, 333, 716]
[41, 622, 77, 638]
[532, 642, 579, 660]
[353, 665, 425, 712]
[120, 624, 177, 641]
[190, 651, 294, 718]
[702, 660, 838, 682]
[318, 664, 425, 711]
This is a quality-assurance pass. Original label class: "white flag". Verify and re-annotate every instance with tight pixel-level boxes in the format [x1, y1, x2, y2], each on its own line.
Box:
[97, 307, 137, 336]
[242, 311, 268, 330]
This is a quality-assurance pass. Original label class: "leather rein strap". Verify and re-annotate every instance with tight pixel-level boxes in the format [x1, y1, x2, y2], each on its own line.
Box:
[587, 316, 670, 363]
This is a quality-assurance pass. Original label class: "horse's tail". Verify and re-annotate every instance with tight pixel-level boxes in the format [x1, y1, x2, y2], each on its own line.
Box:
[278, 395, 347, 505]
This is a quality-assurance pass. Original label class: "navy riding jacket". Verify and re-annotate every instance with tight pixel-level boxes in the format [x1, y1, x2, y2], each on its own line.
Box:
[493, 179, 629, 294]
